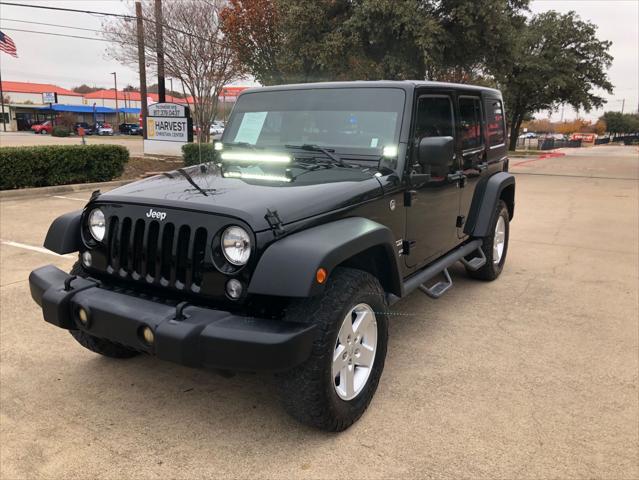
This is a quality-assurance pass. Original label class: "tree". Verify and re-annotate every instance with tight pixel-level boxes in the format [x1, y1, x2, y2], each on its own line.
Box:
[428, 0, 529, 82]
[600, 112, 639, 136]
[498, 11, 613, 150]
[103, 0, 245, 142]
[73, 84, 105, 94]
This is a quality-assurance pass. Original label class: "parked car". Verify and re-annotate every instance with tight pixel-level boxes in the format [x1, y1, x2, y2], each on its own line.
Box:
[95, 122, 114, 136]
[73, 122, 93, 136]
[31, 121, 53, 134]
[30, 81, 514, 432]
[119, 123, 142, 135]
[518, 132, 538, 139]
[210, 121, 225, 136]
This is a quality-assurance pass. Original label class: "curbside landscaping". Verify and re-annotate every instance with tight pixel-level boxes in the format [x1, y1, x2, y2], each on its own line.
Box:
[0, 144, 129, 190]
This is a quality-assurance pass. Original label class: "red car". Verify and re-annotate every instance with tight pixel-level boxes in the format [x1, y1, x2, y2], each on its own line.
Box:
[31, 121, 53, 134]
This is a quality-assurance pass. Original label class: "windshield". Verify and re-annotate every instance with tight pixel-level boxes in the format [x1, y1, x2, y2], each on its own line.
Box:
[223, 88, 405, 157]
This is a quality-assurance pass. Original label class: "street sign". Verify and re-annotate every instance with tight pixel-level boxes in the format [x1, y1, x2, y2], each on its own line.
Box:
[42, 92, 58, 104]
[145, 102, 193, 143]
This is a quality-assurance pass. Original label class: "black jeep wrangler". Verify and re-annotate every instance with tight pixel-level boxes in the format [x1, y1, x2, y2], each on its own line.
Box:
[30, 81, 514, 431]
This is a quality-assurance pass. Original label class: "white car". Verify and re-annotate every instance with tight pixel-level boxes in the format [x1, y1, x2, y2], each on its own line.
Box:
[96, 123, 114, 136]
[210, 121, 224, 135]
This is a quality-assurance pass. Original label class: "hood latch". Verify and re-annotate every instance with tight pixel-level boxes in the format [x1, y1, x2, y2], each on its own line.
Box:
[265, 209, 286, 237]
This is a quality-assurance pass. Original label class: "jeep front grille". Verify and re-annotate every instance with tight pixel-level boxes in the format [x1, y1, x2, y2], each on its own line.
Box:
[105, 215, 208, 292]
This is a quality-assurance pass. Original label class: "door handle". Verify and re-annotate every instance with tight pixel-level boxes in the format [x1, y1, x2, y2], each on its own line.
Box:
[477, 162, 488, 172]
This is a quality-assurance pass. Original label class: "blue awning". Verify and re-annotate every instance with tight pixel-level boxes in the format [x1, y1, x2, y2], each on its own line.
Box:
[120, 107, 141, 114]
[37, 104, 115, 113]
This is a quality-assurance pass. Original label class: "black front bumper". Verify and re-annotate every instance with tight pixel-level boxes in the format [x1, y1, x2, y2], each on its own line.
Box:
[29, 265, 316, 371]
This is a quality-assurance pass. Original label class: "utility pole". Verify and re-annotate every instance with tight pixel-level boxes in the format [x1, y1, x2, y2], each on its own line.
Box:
[621, 98, 625, 114]
[0, 67, 6, 132]
[155, 0, 166, 103]
[111, 72, 119, 131]
[169, 78, 174, 98]
[136, 1, 149, 139]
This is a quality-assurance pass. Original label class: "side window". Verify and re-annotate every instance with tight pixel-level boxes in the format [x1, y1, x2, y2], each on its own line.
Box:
[459, 97, 483, 150]
[414, 96, 454, 141]
[486, 99, 505, 147]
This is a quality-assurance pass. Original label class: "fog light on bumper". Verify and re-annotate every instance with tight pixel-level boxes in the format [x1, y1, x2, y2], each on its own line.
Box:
[141, 326, 154, 345]
[77, 307, 89, 325]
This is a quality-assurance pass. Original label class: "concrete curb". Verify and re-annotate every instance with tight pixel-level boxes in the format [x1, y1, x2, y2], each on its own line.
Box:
[0, 179, 133, 200]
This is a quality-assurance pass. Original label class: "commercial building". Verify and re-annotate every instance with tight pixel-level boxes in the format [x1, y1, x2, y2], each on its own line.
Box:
[1, 80, 251, 132]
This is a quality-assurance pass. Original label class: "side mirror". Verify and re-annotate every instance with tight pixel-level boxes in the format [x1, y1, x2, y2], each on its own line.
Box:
[418, 136, 454, 169]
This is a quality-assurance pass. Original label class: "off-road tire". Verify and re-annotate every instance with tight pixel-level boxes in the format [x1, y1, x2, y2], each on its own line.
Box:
[466, 199, 510, 281]
[67, 262, 139, 359]
[278, 267, 389, 432]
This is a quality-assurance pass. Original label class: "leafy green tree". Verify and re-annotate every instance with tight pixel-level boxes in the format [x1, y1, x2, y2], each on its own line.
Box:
[601, 112, 639, 136]
[428, 0, 528, 82]
[498, 11, 613, 150]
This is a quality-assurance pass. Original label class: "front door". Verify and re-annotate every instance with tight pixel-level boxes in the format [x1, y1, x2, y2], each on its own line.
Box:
[405, 93, 461, 268]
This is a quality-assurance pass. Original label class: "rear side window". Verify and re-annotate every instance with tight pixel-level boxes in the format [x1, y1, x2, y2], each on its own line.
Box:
[486, 99, 505, 147]
[459, 97, 483, 150]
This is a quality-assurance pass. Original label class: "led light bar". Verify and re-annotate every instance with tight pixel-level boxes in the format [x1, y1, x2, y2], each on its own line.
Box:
[220, 151, 291, 163]
[223, 171, 292, 182]
[382, 145, 398, 157]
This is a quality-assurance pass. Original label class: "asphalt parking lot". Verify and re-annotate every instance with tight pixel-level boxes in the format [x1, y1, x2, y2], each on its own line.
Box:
[1, 145, 637, 479]
[0, 131, 144, 157]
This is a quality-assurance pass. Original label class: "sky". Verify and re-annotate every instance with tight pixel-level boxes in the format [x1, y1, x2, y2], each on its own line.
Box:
[0, 0, 637, 120]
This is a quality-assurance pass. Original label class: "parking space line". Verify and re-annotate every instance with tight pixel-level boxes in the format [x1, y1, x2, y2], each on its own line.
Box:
[0, 240, 75, 259]
[52, 195, 87, 201]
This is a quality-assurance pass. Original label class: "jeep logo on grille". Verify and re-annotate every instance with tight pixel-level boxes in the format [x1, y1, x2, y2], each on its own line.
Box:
[146, 208, 167, 221]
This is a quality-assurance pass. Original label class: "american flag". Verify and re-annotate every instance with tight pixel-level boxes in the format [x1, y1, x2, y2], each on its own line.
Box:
[0, 31, 18, 58]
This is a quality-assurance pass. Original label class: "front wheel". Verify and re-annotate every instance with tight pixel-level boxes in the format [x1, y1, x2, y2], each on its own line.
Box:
[278, 268, 388, 431]
[466, 199, 510, 280]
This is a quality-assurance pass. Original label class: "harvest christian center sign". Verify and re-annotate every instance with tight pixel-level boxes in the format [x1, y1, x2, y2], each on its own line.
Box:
[144, 102, 193, 156]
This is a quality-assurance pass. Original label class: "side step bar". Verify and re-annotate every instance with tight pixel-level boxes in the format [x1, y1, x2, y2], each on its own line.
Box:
[387, 239, 483, 305]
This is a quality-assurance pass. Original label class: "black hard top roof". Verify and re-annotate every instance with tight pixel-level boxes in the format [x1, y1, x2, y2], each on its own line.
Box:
[241, 80, 501, 96]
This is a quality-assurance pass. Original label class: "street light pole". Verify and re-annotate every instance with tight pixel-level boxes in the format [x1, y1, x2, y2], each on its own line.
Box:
[111, 72, 119, 131]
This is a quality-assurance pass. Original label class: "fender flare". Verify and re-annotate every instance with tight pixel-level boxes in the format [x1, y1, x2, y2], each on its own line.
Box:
[464, 172, 515, 238]
[44, 210, 83, 254]
[248, 217, 402, 298]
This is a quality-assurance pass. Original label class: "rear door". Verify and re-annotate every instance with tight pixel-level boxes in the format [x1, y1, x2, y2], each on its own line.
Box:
[457, 94, 487, 237]
[405, 92, 461, 268]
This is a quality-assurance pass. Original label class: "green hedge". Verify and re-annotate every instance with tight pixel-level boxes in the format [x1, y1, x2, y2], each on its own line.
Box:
[0, 145, 129, 190]
[182, 142, 218, 166]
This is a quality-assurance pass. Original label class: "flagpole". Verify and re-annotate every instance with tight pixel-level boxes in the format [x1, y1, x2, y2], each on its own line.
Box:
[0, 66, 6, 132]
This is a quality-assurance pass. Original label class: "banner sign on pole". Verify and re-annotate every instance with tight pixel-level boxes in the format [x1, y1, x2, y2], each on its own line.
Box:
[42, 92, 58, 104]
[146, 102, 193, 143]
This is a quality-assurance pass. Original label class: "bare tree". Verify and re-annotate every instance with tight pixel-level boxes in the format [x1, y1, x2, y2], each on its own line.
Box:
[103, 0, 245, 142]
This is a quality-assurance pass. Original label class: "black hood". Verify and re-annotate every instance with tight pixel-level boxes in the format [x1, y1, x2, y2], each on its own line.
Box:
[98, 163, 384, 232]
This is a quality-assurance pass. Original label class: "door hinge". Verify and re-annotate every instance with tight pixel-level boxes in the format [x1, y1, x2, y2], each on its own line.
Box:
[402, 239, 416, 255]
[456, 215, 466, 228]
[404, 190, 417, 207]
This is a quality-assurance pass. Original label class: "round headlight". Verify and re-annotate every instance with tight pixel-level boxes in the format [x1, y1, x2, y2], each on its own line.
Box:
[87, 208, 106, 242]
[221, 226, 251, 266]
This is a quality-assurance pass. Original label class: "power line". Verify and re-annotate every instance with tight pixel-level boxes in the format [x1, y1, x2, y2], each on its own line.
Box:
[0, 2, 135, 19]
[1, 18, 105, 33]
[1, 27, 130, 45]
[0, 0, 226, 47]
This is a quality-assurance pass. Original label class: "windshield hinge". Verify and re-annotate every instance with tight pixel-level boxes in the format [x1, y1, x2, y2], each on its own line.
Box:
[265, 209, 286, 237]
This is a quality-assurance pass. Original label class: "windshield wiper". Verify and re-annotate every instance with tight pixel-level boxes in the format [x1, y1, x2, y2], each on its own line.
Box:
[284, 144, 347, 167]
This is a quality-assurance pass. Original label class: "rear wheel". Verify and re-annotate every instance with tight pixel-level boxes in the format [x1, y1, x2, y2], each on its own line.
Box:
[67, 262, 139, 359]
[466, 200, 510, 280]
[278, 268, 388, 431]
